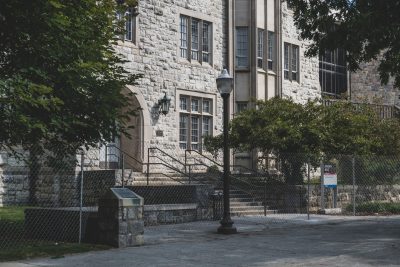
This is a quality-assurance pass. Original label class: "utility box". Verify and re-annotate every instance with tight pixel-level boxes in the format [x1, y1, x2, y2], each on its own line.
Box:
[98, 188, 144, 247]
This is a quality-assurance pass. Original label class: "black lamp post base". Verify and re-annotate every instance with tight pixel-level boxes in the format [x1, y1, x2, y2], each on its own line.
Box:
[217, 218, 237, 234]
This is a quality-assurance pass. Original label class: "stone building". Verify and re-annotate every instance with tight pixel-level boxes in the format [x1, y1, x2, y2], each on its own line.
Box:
[1, 0, 397, 205]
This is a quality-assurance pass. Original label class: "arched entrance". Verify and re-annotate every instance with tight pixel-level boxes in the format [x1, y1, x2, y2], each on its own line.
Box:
[119, 86, 151, 172]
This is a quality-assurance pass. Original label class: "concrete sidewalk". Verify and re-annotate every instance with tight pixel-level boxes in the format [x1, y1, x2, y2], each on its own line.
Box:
[2, 215, 400, 267]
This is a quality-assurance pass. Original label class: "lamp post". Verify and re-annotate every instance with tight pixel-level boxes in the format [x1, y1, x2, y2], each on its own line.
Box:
[216, 69, 237, 234]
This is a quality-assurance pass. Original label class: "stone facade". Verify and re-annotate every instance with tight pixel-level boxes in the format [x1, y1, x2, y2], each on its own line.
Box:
[114, 0, 226, 159]
[351, 60, 398, 106]
[281, 4, 321, 103]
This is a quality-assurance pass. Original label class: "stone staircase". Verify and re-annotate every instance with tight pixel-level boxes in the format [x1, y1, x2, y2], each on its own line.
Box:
[230, 189, 277, 216]
[114, 168, 278, 217]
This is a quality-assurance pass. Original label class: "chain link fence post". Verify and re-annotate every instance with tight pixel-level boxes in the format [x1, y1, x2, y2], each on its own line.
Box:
[352, 156, 356, 216]
[79, 151, 84, 244]
[320, 161, 325, 211]
[307, 162, 310, 220]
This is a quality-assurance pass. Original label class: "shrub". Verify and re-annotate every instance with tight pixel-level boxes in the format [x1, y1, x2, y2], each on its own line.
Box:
[346, 202, 400, 214]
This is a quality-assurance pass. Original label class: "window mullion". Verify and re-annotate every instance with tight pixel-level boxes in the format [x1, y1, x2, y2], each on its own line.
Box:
[188, 18, 192, 62]
[199, 21, 203, 64]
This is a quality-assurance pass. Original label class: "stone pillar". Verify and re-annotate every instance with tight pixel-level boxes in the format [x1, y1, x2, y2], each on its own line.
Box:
[97, 188, 144, 247]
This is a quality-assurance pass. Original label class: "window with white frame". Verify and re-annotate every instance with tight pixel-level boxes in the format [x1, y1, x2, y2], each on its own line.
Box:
[180, 15, 212, 64]
[267, 31, 275, 70]
[284, 43, 299, 82]
[117, 7, 136, 43]
[179, 96, 213, 150]
[257, 29, 264, 69]
[236, 27, 249, 68]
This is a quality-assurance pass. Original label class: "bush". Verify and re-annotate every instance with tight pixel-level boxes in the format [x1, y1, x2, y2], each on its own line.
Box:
[346, 202, 400, 214]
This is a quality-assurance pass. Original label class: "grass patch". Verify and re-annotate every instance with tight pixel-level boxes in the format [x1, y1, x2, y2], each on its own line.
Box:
[346, 202, 400, 215]
[0, 206, 27, 222]
[0, 206, 111, 261]
[0, 242, 110, 262]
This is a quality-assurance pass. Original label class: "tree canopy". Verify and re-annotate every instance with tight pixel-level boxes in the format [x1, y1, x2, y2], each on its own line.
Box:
[286, 0, 400, 88]
[0, 0, 139, 155]
[205, 97, 400, 183]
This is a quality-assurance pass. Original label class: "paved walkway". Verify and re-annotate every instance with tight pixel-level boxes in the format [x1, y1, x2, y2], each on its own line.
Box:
[2, 215, 400, 267]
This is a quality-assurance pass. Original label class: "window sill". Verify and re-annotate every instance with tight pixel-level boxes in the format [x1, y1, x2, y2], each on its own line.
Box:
[267, 70, 276, 76]
[117, 40, 137, 48]
[235, 67, 250, 72]
[177, 57, 213, 68]
[257, 68, 267, 74]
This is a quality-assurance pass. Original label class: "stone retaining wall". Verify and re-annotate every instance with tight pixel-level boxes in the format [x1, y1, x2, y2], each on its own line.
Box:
[307, 184, 400, 212]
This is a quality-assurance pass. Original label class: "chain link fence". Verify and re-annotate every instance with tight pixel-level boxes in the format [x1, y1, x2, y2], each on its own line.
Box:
[1, 147, 400, 251]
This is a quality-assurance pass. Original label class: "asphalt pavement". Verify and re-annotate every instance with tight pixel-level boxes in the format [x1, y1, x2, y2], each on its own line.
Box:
[2, 215, 400, 267]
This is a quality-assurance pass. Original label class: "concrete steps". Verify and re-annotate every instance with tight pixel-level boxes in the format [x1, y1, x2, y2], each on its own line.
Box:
[229, 190, 277, 216]
[116, 169, 277, 216]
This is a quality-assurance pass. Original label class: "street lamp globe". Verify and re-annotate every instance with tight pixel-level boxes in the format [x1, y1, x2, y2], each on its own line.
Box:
[216, 69, 233, 96]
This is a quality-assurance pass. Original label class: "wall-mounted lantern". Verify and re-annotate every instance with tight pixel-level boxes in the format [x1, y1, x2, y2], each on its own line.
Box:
[158, 92, 171, 115]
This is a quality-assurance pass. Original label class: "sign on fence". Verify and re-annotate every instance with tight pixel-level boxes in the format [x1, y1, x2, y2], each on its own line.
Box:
[323, 164, 337, 188]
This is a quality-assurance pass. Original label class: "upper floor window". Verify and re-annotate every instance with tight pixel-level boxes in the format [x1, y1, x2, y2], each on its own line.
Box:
[179, 95, 213, 150]
[284, 43, 299, 82]
[117, 7, 136, 43]
[319, 48, 347, 97]
[236, 102, 248, 114]
[180, 15, 212, 64]
[267, 31, 275, 70]
[257, 29, 264, 69]
[236, 27, 249, 68]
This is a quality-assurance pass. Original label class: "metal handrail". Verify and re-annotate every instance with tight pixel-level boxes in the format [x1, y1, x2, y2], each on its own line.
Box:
[105, 144, 144, 167]
[185, 149, 222, 169]
[147, 147, 189, 185]
[149, 147, 186, 168]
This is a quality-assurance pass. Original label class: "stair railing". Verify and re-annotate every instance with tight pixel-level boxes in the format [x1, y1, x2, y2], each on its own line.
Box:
[147, 147, 191, 185]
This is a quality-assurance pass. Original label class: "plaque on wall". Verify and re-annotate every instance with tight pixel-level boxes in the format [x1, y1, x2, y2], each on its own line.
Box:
[156, 130, 164, 137]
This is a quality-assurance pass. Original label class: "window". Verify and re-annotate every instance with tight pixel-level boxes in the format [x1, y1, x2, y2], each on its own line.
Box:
[319, 48, 347, 97]
[179, 96, 213, 150]
[257, 29, 264, 68]
[180, 16, 188, 58]
[117, 8, 136, 42]
[267, 31, 275, 70]
[180, 15, 212, 64]
[236, 102, 248, 113]
[236, 27, 249, 68]
[284, 43, 299, 82]
[191, 19, 199, 60]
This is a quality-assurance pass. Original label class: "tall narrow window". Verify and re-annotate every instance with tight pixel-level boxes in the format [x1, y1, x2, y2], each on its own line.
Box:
[267, 31, 275, 70]
[191, 19, 199, 60]
[179, 114, 188, 149]
[236, 27, 249, 68]
[180, 16, 188, 58]
[291, 45, 298, 81]
[125, 8, 133, 41]
[180, 15, 212, 64]
[202, 21, 211, 63]
[179, 95, 213, 150]
[191, 116, 200, 150]
[257, 29, 264, 68]
[284, 43, 290, 80]
[284, 42, 300, 82]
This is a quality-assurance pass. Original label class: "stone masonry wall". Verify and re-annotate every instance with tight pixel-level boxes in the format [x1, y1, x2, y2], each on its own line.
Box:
[116, 0, 226, 151]
[307, 184, 400, 212]
[281, 3, 321, 104]
[351, 60, 399, 106]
